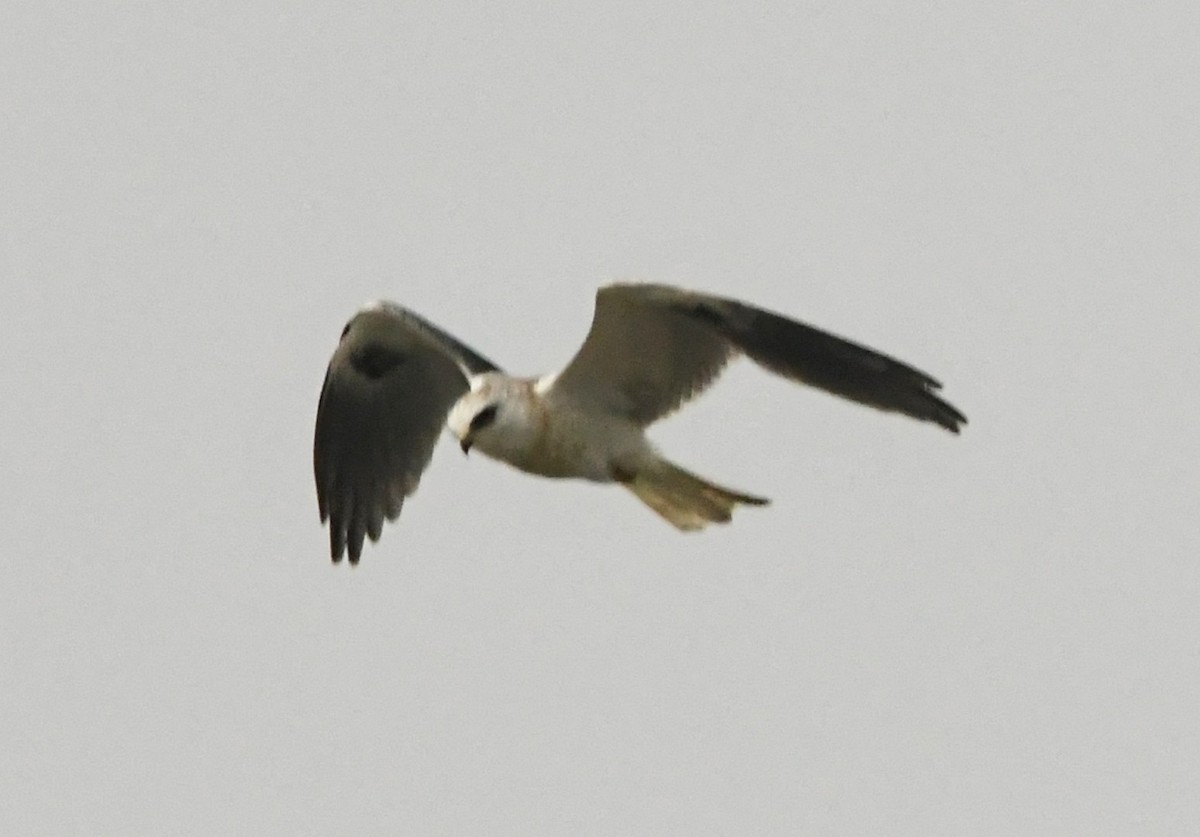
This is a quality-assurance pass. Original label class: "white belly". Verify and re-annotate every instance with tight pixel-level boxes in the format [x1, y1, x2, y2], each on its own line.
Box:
[504, 404, 649, 482]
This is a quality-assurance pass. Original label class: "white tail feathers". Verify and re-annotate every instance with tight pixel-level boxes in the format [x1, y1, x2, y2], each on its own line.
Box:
[621, 458, 770, 531]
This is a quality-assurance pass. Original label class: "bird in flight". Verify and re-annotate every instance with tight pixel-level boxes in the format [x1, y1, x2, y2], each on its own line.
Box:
[314, 283, 966, 563]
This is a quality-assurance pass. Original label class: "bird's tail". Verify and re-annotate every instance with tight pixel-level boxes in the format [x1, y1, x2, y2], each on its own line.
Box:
[621, 457, 770, 531]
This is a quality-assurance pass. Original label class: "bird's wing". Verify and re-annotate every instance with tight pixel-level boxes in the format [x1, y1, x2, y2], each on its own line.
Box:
[313, 303, 501, 563]
[543, 283, 966, 432]
[541, 284, 733, 425]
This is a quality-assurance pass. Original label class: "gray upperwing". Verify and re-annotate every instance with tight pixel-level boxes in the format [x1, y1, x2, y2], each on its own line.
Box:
[546, 283, 965, 433]
[314, 303, 501, 563]
[542, 284, 733, 426]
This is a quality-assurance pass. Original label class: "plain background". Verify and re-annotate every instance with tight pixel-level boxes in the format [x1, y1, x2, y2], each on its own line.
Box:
[3, 3, 1197, 835]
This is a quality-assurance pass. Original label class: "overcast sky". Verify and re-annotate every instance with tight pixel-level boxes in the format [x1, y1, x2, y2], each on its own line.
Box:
[3, 3, 1198, 835]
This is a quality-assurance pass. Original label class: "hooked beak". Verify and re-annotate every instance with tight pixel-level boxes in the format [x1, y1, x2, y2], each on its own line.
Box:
[460, 435, 473, 455]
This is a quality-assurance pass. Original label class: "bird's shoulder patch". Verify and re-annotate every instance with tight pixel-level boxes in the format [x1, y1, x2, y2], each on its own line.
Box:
[350, 343, 407, 379]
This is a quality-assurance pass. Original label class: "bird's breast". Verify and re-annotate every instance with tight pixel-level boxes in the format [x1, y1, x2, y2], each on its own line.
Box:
[507, 400, 644, 483]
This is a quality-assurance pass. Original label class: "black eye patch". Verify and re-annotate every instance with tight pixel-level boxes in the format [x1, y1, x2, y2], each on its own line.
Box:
[469, 404, 499, 433]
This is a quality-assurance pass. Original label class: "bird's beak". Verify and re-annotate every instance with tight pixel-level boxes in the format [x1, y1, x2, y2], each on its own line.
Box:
[460, 435, 472, 455]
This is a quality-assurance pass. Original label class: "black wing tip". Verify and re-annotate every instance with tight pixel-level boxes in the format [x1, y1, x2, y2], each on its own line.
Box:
[683, 296, 967, 424]
[939, 416, 966, 434]
[328, 524, 367, 565]
[314, 471, 422, 569]
[922, 390, 967, 434]
[328, 534, 363, 565]
[327, 510, 392, 565]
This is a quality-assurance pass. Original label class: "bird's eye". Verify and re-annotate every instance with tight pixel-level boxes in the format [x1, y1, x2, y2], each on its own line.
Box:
[469, 404, 499, 433]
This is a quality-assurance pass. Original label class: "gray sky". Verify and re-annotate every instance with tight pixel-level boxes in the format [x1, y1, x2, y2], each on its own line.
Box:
[3, 2, 1197, 834]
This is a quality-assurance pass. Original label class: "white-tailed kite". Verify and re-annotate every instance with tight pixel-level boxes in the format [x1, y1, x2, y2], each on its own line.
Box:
[314, 283, 966, 563]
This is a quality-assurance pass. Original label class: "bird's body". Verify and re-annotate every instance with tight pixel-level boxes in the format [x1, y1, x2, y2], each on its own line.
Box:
[314, 283, 966, 563]
[450, 372, 650, 482]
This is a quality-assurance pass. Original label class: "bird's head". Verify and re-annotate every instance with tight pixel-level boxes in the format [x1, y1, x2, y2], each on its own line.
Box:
[447, 373, 538, 462]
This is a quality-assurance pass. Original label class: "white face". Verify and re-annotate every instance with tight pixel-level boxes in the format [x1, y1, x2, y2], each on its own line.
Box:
[446, 374, 537, 463]
[448, 375, 500, 438]
[446, 388, 500, 443]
